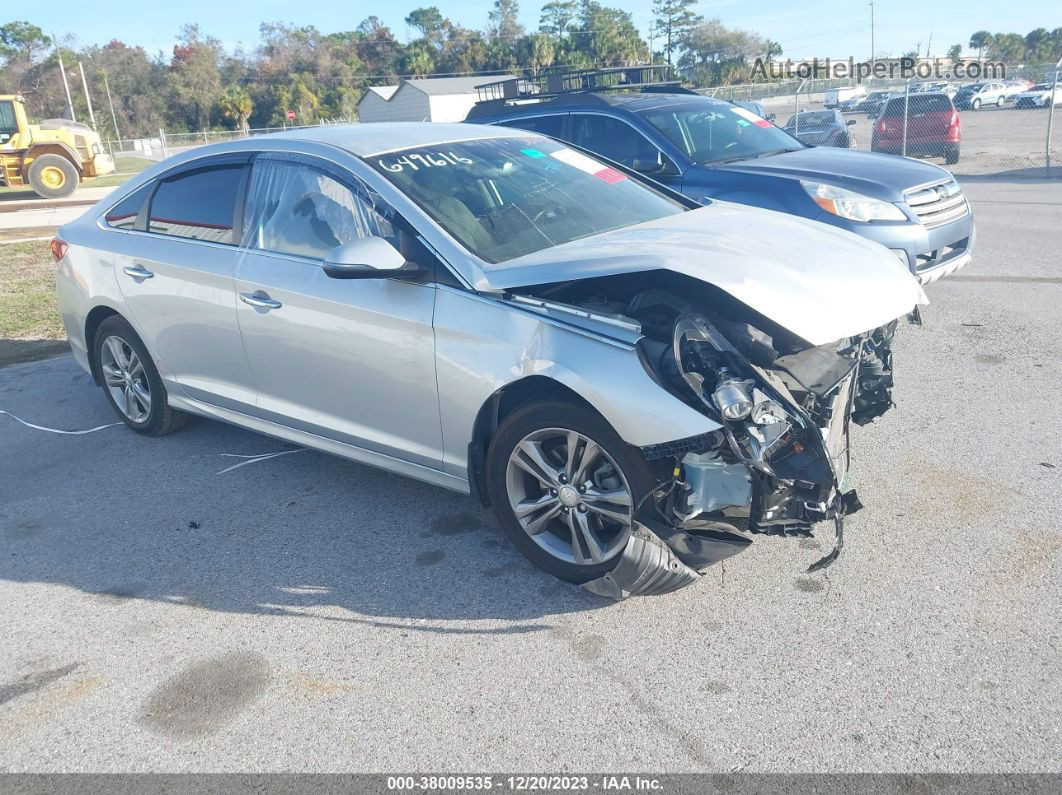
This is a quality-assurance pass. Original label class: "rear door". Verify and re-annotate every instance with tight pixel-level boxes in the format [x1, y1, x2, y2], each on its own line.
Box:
[233, 155, 443, 468]
[109, 157, 257, 410]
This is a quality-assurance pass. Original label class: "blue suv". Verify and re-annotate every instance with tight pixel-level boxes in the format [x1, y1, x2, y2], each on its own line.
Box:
[466, 73, 974, 284]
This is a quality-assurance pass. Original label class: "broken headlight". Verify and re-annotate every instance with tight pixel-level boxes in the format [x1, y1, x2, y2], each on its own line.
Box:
[712, 374, 754, 420]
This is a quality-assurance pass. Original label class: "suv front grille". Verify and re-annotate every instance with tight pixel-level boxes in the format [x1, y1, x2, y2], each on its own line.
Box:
[905, 179, 969, 229]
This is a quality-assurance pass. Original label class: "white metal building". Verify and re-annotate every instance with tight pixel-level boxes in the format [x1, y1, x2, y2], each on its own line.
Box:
[356, 77, 514, 123]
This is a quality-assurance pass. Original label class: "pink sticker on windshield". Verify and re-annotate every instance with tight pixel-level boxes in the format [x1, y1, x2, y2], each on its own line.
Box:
[594, 167, 627, 184]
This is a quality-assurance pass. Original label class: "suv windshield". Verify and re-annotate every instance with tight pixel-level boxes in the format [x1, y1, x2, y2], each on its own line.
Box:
[368, 135, 686, 264]
[638, 103, 803, 165]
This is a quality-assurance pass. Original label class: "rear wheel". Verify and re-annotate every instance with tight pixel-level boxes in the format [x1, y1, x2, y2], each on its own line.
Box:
[996, 95, 1005, 107]
[485, 401, 654, 584]
[971, 98, 981, 110]
[93, 315, 188, 436]
[945, 146, 960, 165]
[27, 154, 80, 199]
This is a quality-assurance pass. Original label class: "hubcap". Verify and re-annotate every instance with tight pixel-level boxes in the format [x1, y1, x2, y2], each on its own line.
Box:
[100, 335, 151, 422]
[505, 427, 634, 566]
[40, 166, 66, 189]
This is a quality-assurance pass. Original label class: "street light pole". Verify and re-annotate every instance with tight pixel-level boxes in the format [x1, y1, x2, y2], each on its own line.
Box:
[869, 1, 875, 70]
[103, 72, 121, 144]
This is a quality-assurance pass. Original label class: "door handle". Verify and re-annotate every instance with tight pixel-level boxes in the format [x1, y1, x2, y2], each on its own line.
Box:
[239, 291, 283, 310]
[122, 264, 154, 279]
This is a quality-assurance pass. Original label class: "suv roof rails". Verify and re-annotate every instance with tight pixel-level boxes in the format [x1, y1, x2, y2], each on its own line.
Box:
[469, 65, 697, 115]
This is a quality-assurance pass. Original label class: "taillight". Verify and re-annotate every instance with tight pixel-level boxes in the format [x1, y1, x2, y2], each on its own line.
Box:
[949, 111, 959, 127]
[50, 237, 68, 261]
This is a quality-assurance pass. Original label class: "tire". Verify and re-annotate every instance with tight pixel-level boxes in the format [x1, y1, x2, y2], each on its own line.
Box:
[485, 400, 655, 584]
[93, 315, 188, 436]
[945, 146, 960, 165]
[972, 98, 981, 110]
[27, 154, 80, 199]
[996, 96, 1005, 107]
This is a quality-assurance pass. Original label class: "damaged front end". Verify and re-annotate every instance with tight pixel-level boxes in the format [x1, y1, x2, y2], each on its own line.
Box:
[510, 275, 900, 598]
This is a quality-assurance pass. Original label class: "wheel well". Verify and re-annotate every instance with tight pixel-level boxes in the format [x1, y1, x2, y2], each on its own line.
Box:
[467, 376, 598, 508]
[26, 144, 83, 175]
[84, 306, 120, 385]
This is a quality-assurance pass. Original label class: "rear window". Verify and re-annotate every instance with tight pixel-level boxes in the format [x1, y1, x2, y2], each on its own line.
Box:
[104, 183, 152, 230]
[883, 95, 952, 115]
[786, 112, 835, 127]
[148, 165, 244, 244]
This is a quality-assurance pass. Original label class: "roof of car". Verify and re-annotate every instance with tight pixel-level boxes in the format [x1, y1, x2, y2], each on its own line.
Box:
[262, 122, 527, 156]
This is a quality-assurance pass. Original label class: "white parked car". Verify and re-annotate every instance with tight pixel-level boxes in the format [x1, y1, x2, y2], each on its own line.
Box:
[1013, 83, 1062, 109]
[53, 123, 926, 597]
[825, 85, 867, 109]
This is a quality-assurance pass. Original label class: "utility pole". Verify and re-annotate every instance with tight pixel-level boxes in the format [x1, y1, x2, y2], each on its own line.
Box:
[77, 61, 97, 130]
[103, 71, 121, 143]
[869, 1, 875, 70]
[53, 32, 77, 122]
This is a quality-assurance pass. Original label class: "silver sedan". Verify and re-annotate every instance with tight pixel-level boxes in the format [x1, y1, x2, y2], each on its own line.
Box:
[54, 123, 926, 597]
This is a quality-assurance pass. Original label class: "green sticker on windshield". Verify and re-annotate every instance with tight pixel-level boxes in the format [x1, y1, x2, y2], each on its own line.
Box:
[736, 119, 751, 127]
[521, 148, 546, 158]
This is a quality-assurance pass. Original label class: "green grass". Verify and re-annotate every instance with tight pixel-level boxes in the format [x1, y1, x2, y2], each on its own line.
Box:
[0, 240, 67, 367]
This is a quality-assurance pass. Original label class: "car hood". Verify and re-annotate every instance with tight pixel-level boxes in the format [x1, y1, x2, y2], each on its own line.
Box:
[481, 203, 927, 347]
[706, 147, 949, 200]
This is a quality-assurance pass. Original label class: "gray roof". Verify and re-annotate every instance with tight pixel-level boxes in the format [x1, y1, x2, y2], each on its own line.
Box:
[267, 121, 527, 156]
[403, 76, 515, 96]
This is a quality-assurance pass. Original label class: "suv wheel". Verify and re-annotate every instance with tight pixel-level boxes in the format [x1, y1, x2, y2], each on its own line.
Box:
[93, 315, 188, 436]
[945, 145, 960, 165]
[485, 401, 654, 584]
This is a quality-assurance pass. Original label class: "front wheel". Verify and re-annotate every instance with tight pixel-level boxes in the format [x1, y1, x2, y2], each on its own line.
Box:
[27, 154, 80, 199]
[93, 315, 188, 436]
[485, 401, 654, 584]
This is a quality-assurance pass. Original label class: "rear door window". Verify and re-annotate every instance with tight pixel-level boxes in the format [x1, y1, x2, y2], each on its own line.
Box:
[148, 165, 244, 244]
[497, 114, 567, 139]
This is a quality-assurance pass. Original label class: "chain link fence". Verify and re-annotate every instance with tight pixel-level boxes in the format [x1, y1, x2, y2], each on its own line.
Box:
[717, 67, 1062, 178]
[101, 119, 352, 164]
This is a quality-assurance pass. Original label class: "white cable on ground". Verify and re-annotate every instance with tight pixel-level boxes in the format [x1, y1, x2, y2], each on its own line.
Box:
[0, 409, 122, 435]
[216, 448, 306, 475]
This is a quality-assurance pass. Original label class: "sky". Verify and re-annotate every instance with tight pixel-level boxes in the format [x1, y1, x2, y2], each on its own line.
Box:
[15, 1, 1059, 66]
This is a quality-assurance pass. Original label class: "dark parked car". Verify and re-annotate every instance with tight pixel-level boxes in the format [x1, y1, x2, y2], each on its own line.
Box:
[854, 91, 898, 116]
[466, 71, 975, 284]
[733, 99, 776, 123]
[871, 93, 961, 165]
[784, 109, 857, 148]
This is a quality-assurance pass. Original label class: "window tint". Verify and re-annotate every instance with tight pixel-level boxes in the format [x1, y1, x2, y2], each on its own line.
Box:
[242, 160, 396, 260]
[148, 166, 243, 244]
[105, 183, 153, 229]
[570, 114, 658, 168]
[498, 115, 567, 139]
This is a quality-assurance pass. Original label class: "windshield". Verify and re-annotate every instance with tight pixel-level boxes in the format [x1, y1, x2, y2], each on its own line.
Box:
[786, 112, 834, 128]
[638, 103, 803, 166]
[368, 135, 687, 264]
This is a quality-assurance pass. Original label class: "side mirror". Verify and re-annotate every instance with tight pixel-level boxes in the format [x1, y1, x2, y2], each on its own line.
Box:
[322, 237, 409, 280]
[847, 119, 857, 126]
[632, 156, 664, 175]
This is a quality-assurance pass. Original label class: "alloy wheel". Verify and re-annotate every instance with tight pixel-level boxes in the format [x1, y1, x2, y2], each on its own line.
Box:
[100, 335, 151, 422]
[504, 427, 634, 566]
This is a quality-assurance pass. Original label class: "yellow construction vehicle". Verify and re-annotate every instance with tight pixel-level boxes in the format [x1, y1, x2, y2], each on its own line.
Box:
[0, 94, 115, 198]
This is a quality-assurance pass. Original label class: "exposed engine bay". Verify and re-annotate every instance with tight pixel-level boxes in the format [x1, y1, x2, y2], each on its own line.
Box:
[508, 270, 900, 598]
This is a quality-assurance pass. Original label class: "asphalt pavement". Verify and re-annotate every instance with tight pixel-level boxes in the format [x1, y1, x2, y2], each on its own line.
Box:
[0, 178, 1059, 773]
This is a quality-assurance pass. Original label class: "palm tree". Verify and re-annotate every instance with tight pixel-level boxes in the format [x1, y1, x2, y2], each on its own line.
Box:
[1024, 28, 1050, 64]
[219, 87, 252, 135]
[969, 30, 992, 61]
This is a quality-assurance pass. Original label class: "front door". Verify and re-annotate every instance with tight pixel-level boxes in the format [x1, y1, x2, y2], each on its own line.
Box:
[233, 155, 443, 468]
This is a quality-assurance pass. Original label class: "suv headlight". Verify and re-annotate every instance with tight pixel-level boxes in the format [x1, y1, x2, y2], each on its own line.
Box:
[800, 180, 907, 222]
